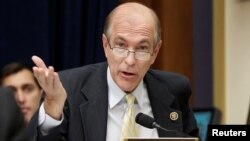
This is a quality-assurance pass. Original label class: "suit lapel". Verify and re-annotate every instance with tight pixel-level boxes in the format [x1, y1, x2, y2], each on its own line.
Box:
[79, 63, 108, 141]
[144, 72, 183, 137]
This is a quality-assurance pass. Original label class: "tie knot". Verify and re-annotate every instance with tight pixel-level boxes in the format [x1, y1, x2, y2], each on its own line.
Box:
[125, 94, 135, 106]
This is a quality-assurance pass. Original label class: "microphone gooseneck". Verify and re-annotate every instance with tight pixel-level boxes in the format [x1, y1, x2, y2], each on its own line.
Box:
[135, 112, 171, 131]
[135, 112, 190, 137]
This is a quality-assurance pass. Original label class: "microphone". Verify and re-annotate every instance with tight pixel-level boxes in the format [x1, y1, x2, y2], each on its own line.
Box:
[135, 112, 190, 137]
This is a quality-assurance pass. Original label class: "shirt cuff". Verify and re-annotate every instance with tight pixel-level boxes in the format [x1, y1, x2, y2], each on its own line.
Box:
[38, 102, 64, 135]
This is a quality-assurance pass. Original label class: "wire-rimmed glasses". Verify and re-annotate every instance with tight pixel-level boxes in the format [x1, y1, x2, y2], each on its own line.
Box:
[107, 40, 153, 61]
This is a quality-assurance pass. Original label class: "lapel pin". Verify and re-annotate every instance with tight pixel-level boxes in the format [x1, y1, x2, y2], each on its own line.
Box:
[170, 112, 178, 121]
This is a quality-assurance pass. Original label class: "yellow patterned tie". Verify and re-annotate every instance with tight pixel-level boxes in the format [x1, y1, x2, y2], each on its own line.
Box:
[121, 94, 138, 140]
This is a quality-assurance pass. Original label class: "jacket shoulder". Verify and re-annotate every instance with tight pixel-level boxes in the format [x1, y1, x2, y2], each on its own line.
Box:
[146, 69, 192, 101]
[147, 69, 189, 84]
[58, 62, 107, 87]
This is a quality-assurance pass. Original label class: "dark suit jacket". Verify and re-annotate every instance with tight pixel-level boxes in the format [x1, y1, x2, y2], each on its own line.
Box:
[0, 87, 31, 141]
[29, 62, 199, 141]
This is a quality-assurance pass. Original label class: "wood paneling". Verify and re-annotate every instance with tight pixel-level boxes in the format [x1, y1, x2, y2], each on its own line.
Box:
[120, 0, 194, 103]
[120, 0, 193, 81]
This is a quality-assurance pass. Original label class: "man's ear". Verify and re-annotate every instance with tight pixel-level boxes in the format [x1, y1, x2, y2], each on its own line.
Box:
[150, 40, 162, 64]
[39, 89, 43, 95]
[154, 40, 162, 55]
[102, 34, 108, 48]
[102, 34, 109, 58]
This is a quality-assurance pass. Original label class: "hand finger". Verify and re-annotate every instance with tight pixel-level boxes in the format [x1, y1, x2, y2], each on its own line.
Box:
[32, 66, 42, 80]
[31, 55, 48, 69]
[46, 66, 55, 90]
[33, 67, 47, 88]
[53, 72, 63, 90]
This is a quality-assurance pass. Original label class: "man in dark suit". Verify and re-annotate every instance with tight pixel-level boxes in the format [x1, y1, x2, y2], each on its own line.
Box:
[0, 62, 43, 125]
[0, 87, 30, 141]
[29, 2, 199, 141]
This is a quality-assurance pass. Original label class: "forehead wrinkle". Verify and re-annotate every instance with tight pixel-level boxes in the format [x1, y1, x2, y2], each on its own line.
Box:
[115, 24, 153, 38]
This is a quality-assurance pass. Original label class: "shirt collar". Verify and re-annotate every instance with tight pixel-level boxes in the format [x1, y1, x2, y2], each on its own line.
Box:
[107, 67, 145, 109]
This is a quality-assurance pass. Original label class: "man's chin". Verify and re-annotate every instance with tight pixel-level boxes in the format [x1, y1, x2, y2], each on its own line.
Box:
[119, 83, 137, 93]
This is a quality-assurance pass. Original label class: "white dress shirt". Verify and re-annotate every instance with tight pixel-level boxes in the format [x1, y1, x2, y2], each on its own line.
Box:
[106, 67, 158, 141]
[39, 67, 158, 140]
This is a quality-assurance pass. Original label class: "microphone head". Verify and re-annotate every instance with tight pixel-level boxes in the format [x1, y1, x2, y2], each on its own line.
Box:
[135, 112, 155, 129]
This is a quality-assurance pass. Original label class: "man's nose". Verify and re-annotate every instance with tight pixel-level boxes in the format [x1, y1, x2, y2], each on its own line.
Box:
[124, 51, 136, 65]
[15, 90, 25, 103]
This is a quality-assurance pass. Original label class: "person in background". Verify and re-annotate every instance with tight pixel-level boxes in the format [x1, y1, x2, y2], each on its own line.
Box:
[0, 62, 43, 125]
[0, 87, 31, 141]
[29, 2, 199, 141]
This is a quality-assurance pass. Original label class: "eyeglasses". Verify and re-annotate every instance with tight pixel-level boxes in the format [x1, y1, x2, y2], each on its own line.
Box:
[107, 40, 153, 61]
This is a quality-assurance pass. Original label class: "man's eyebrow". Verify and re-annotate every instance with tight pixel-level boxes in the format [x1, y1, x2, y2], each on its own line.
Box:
[6, 86, 17, 91]
[21, 83, 34, 88]
[140, 40, 150, 44]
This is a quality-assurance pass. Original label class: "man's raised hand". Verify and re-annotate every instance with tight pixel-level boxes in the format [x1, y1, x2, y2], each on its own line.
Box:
[31, 55, 67, 120]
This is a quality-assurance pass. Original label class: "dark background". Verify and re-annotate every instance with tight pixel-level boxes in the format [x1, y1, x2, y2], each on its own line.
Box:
[0, 0, 119, 70]
[0, 0, 213, 108]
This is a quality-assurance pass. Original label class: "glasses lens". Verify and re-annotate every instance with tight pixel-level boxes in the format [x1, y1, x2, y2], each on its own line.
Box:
[112, 48, 127, 57]
[135, 52, 150, 60]
[111, 46, 151, 61]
